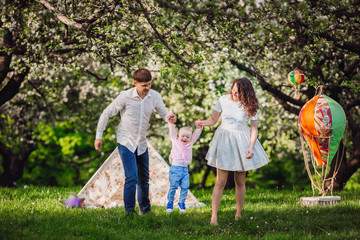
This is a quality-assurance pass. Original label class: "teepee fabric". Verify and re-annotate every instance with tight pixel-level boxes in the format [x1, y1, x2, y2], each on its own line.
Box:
[77, 142, 205, 209]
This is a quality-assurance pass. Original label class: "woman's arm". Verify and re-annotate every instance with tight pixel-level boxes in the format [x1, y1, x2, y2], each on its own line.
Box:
[246, 120, 258, 159]
[191, 126, 203, 144]
[200, 110, 221, 127]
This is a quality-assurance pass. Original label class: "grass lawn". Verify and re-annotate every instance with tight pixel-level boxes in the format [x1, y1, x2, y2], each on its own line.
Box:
[1, 186, 359, 240]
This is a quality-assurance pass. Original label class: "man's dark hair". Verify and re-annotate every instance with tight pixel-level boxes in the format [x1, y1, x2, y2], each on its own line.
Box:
[133, 68, 152, 82]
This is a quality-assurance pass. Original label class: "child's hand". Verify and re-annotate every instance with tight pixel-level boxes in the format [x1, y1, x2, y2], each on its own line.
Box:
[195, 119, 203, 129]
[167, 113, 177, 124]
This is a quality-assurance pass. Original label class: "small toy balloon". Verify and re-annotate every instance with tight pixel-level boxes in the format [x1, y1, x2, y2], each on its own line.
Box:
[288, 68, 305, 100]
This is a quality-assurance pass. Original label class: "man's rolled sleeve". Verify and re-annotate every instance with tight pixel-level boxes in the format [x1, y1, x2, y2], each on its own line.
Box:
[96, 93, 125, 139]
[155, 94, 169, 122]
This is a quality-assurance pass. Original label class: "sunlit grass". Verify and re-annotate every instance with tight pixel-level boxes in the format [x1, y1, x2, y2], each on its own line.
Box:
[1, 186, 359, 239]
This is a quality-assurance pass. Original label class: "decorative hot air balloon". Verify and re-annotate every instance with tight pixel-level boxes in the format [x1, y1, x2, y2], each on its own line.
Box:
[298, 87, 347, 198]
[288, 68, 305, 100]
[299, 93, 346, 166]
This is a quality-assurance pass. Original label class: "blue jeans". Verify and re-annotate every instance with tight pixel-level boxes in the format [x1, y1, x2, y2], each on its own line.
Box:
[167, 165, 189, 204]
[117, 144, 151, 214]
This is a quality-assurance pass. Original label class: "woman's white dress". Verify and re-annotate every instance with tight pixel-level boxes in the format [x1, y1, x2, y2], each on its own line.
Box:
[206, 94, 269, 171]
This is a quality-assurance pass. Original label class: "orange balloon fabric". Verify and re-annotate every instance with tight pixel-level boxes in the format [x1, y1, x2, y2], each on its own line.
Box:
[299, 95, 324, 165]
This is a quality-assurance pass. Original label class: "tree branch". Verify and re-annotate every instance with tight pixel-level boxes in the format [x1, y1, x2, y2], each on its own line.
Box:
[51, 47, 87, 55]
[230, 59, 305, 115]
[72, 149, 113, 167]
[333, 10, 360, 18]
[0, 56, 11, 85]
[320, 31, 360, 55]
[83, 69, 109, 81]
[346, 110, 360, 133]
[156, 0, 251, 21]
[345, 59, 360, 78]
[0, 28, 13, 85]
[35, 0, 83, 29]
[344, 99, 360, 111]
[0, 67, 30, 106]
[28, 80, 56, 124]
[136, 0, 194, 68]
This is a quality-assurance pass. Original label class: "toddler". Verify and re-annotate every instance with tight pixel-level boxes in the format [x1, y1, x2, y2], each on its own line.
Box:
[166, 121, 202, 213]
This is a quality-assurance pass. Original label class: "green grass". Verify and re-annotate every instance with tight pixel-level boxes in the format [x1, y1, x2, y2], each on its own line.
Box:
[1, 186, 359, 240]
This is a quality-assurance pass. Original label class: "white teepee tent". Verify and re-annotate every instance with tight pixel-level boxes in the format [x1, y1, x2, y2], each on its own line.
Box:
[77, 142, 205, 209]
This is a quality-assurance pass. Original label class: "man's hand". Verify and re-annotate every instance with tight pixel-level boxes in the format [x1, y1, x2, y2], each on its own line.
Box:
[94, 139, 102, 152]
[167, 113, 177, 124]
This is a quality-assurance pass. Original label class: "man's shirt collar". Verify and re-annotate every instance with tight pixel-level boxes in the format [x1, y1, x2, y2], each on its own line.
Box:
[131, 88, 152, 99]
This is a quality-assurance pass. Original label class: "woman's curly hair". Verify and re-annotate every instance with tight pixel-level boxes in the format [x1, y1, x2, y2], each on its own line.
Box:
[230, 77, 259, 117]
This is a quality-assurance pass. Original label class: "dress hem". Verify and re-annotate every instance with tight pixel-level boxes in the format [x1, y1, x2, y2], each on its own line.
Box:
[206, 160, 269, 172]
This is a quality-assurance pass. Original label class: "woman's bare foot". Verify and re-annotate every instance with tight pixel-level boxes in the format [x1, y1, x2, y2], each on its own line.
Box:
[210, 216, 218, 226]
[235, 212, 241, 221]
[210, 221, 218, 226]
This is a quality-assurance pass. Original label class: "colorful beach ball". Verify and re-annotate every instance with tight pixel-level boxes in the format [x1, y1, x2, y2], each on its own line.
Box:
[288, 68, 305, 86]
[298, 94, 346, 166]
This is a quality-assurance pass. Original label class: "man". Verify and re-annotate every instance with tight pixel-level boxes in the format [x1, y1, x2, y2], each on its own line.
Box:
[94, 68, 176, 216]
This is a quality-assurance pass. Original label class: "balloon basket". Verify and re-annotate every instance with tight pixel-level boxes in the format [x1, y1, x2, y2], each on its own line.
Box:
[300, 196, 341, 207]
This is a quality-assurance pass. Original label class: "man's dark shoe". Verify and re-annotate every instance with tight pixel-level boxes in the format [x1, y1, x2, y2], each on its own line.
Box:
[125, 209, 137, 218]
[138, 209, 156, 216]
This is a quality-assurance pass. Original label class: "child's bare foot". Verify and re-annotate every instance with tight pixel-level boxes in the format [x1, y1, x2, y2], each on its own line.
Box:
[210, 216, 218, 226]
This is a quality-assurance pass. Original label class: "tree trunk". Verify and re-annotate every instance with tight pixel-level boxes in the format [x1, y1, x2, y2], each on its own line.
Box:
[0, 142, 35, 187]
[0, 28, 33, 187]
[0, 155, 18, 187]
[198, 165, 217, 189]
[224, 171, 235, 190]
[333, 154, 360, 191]
[325, 140, 360, 191]
[0, 28, 29, 107]
[198, 165, 213, 189]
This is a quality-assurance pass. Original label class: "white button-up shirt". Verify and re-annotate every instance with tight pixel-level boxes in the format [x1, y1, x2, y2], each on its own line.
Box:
[96, 87, 169, 155]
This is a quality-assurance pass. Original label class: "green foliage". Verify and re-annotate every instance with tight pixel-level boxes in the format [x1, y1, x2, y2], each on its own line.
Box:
[191, 169, 216, 188]
[23, 121, 92, 186]
[344, 171, 360, 191]
[1, 186, 360, 239]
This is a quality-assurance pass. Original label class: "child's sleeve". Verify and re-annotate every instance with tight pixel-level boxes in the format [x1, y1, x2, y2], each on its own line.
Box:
[191, 127, 202, 144]
[168, 122, 177, 141]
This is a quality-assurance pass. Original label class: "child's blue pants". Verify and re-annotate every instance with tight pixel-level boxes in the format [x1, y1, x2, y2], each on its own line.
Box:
[167, 165, 189, 204]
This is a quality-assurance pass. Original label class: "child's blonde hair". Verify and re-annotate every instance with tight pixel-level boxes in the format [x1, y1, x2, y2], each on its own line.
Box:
[179, 126, 192, 135]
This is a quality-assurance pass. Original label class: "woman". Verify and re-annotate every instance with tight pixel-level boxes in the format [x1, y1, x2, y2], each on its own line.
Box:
[197, 77, 269, 226]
